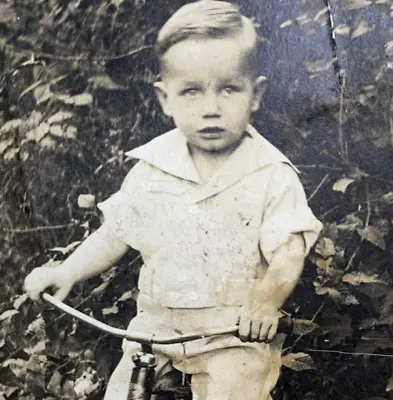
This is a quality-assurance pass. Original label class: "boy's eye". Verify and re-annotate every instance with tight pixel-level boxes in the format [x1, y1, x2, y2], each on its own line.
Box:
[181, 88, 199, 96]
[222, 85, 239, 94]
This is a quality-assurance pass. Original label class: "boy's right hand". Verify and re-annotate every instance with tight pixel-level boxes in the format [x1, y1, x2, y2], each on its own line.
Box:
[24, 266, 73, 302]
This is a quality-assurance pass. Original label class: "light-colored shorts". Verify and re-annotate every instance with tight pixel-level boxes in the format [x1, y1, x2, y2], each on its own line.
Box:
[105, 293, 284, 400]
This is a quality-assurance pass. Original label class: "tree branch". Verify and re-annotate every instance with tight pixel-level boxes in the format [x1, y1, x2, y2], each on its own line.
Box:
[307, 173, 330, 202]
[3, 222, 79, 233]
[16, 44, 154, 62]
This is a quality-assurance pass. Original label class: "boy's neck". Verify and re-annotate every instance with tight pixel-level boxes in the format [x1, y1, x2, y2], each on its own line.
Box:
[188, 142, 240, 184]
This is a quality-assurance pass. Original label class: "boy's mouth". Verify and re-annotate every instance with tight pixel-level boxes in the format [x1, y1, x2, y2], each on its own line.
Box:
[198, 127, 225, 137]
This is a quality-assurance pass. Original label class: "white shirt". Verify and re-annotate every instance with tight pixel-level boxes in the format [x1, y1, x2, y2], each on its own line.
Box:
[98, 125, 322, 308]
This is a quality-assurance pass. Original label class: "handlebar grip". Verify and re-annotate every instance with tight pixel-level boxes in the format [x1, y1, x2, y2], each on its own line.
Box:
[277, 316, 293, 335]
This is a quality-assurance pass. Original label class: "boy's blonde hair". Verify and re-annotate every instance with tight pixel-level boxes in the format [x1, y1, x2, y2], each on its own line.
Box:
[156, 1, 260, 75]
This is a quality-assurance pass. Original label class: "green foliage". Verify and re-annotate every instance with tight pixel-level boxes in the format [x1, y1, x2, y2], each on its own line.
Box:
[0, 0, 393, 399]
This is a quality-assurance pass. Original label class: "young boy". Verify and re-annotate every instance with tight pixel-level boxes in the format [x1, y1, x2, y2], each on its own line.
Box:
[24, 2, 322, 399]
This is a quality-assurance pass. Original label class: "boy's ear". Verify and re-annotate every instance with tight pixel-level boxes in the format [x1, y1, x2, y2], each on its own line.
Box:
[153, 81, 173, 117]
[251, 75, 268, 112]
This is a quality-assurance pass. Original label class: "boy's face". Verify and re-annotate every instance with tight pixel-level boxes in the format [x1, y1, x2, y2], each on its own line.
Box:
[154, 36, 266, 154]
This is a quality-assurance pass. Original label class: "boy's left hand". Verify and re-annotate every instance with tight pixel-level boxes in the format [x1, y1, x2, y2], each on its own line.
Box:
[238, 304, 280, 343]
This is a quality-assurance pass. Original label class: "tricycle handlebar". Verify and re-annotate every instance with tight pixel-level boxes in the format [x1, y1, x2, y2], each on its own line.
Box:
[42, 292, 293, 344]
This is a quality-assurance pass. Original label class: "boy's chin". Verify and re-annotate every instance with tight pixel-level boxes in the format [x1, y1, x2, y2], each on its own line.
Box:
[192, 140, 241, 155]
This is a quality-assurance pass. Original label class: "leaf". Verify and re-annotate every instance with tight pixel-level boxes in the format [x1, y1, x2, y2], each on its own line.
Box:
[55, 94, 72, 103]
[347, 165, 368, 180]
[292, 319, 319, 336]
[88, 74, 123, 89]
[341, 292, 360, 306]
[47, 370, 62, 395]
[332, 177, 355, 193]
[0, 385, 18, 398]
[315, 237, 335, 258]
[77, 194, 96, 209]
[74, 368, 99, 396]
[25, 316, 46, 340]
[34, 84, 52, 104]
[385, 41, 393, 57]
[19, 80, 45, 100]
[26, 123, 50, 142]
[296, 14, 312, 25]
[65, 125, 77, 138]
[0, 138, 14, 154]
[0, 3, 17, 24]
[337, 214, 363, 231]
[39, 136, 57, 149]
[378, 313, 393, 326]
[62, 379, 75, 397]
[13, 294, 29, 310]
[334, 24, 351, 36]
[305, 59, 336, 74]
[3, 148, 19, 161]
[2, 359, 26, 378]
[314, 7, 329, 22]
[315, 286, 342, 301]
[380, 291, 393, 319]
[383, 191, 393, 205]
[47, 111, 73, 124]
[51, 241, 81, 255]
[358, 226, 386, 250]
[49, 125, 64, 137]
[351, 19, 374, 38]
[312, 255, 335, 275]
[281, 352, 316, 371]
[25, 111, 43, 129]
[117, 289, 138, 302]
[280, 20, 293, 28]
[111, 0, 126, 8]
[343, 272, 386, 286]
[26, 354, 47, 372]
[0, 119, 23, 136]
[359, 317, 378, 330]
[57, 93, 93, 106]
[0, 309, 19, 322]
[341, 0, 372, 10]
[72, 93, 93, 105]
[387, 373, 393, 392]
[24, 340, 46, 355]
[102, 305, 119, 315]
[91, 280, 110, 296]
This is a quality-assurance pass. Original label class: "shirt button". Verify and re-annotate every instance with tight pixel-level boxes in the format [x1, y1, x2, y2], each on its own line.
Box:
[188, 205, 198, 214]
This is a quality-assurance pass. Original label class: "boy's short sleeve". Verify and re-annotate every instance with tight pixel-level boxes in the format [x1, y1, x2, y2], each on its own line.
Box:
[96, 162, 143, 248]
[259, 164, 323, 264]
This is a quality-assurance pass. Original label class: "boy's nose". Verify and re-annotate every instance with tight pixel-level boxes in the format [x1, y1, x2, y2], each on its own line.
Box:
[202, 93, 221, 118]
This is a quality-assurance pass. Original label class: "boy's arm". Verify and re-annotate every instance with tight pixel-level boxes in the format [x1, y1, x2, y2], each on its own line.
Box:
[57, 222, 129, 282]
[238, 233, 305, 342]
[24, 223, 129, 301]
